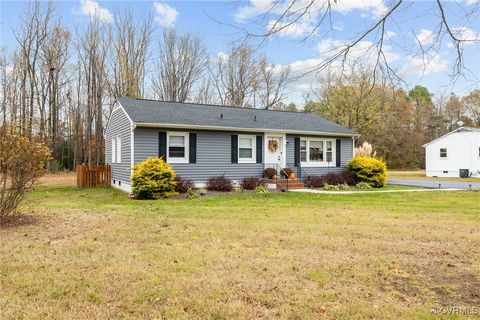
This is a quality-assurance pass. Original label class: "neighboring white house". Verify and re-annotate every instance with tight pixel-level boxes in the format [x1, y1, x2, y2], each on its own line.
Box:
[423, 127, 480, 178]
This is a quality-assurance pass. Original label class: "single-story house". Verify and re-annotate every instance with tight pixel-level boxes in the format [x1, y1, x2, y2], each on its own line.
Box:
[423, 127, 480, 178]
[106, 97, 359, 192]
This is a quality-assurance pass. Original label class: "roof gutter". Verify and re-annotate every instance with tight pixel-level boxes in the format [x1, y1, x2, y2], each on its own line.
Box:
[134, 122, 360, 138]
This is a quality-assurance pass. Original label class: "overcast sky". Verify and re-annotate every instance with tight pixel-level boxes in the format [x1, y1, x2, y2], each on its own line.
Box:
[1, 0, 479, 106]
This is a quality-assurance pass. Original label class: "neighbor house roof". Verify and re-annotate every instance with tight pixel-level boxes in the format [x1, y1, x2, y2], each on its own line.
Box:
[422, 127, 480, 147]
[117, 97, 358, 137]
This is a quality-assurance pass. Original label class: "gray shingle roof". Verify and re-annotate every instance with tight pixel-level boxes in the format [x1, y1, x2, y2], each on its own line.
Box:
[118, 97, 357, 136]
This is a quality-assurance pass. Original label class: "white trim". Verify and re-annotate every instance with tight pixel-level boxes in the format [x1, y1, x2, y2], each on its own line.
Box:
[300, 137, 336, 167]
[131, 128, 134, 175]
[105, 101, 134, 133]
[264, 133, 286, 168]
[167, 131, 189, 163]
[238, 134, 256, 163]
[116, 136, 122, 163]
[111, 180, 131, 193]
[111, 137, 116, 163]
[135, 122, 359, 137]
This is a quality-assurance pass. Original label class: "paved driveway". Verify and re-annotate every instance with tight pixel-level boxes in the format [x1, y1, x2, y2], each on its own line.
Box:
[388, 179, 480, 190]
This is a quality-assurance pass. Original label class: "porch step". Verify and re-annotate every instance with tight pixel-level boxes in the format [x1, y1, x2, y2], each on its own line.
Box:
[276, 179, 305, 190]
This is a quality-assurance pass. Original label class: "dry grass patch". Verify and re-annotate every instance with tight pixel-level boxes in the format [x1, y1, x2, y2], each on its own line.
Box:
[1, 186, 479, 319]
[36, 172, 76, 186]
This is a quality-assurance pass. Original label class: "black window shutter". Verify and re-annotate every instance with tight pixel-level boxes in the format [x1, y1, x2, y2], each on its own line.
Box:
[231, 135, 238, 163]
[294, 137, 300, 166]
[336, 139, 341, 167]
[159, 132, 167, 161]
[256, 135, 263, 163]
[189, 133, 197, 163]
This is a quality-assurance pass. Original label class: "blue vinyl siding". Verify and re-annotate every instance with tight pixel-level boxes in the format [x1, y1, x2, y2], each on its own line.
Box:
[134, 128, 264, 182]
[131, 129, 355, 183]
[105, 107, 132, 183]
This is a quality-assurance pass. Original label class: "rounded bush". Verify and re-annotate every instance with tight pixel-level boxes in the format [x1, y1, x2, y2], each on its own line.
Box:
[206, 175, 233, 192]
[347, 156, 387, 188]
[131, 157, 177, 199]
[263, 168, 277, 179]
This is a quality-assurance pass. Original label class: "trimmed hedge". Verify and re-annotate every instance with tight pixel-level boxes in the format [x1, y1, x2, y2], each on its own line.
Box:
[347, 156, 387, 187]
[131, 157, 177, 199]
[304, 171, 356, 188]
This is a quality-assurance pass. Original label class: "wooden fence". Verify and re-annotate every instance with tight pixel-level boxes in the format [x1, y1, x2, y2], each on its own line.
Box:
[76, 164, 111, 188]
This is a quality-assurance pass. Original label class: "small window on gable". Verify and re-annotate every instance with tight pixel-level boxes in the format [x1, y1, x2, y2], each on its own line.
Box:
[116, 136, 122, 163]
[440, 148, 447, 158]
[112, 137, 116, 163]
[238, 135, 255, 163]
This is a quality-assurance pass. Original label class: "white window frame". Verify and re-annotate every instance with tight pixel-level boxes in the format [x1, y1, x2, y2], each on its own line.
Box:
[111, 137, 116, 163]
[439, 148, 447, 159]
[167, 132, 189, 164]
[238, 135, 256, 163]
[116, 136, 122, 163]
[300, 137, 336, 167]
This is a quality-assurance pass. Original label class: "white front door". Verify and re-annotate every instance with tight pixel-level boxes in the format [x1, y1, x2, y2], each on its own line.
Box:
[265, 136, 284, 168]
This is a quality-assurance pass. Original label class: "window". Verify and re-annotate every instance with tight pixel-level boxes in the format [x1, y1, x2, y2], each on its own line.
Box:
[309, 140, 324, 162]
[326, 141, 333, 162]
[299, 138, 335, 166]
[440, 148, 447, 158]
[116, 136, 121, 163]
[111, 137, 116, 163]
[300, 140, 307, 162]
[168, 132, 189, 163]
[238, 135, 255, 163]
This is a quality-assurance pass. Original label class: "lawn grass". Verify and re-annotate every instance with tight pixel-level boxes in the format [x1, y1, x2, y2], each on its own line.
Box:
[389, 170, 480, 182]
[1, 186, 479, 319]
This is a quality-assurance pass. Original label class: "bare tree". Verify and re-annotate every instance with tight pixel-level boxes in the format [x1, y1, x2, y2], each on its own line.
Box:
[13, 0, 53, 137]
[75, 17, 108, 165]
[211, 44, 260, 107]
[194, 78, 216, 105]
[41, 22, 70, 163]
[255, 58, 291, 109]
[109, 11, 154, 99]
[233, 0, 480, 83]
[152, 29, 209, 102]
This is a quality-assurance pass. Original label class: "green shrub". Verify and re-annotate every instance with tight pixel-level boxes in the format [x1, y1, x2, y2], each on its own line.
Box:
[185, 188, 199, 199]
[131, 157, 177, 199]
[338, 183, 350, 190]
[347, 156, 387, 187]
[254, 185, 269, 194]
[197, 188, 208, 196]
[323, 184, 339, 191]
[356, 182, 373, 190]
